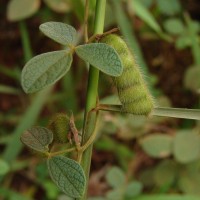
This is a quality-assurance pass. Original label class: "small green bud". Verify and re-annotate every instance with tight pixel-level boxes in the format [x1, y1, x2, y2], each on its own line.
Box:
[48, 113, 70, 143]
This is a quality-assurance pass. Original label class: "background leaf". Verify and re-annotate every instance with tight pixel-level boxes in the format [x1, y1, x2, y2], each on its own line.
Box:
[21, 50, 72, 93]
[47, 155, 86, 198]
[106, 189, 124, 200]
[106, 166, 125, 188]
[178, 161, 200, 195]
[75, 43, 123, 77]
[0, 159, 10, 175]
[20, 126, 53, 153]
[139, 134, 173, 158]
[154, 160, 177, 187]
[7, 0, 40, 21]
[135, 195, 200, 200]
[43, 0, 71, 13]
[164, 18, 185, 35]
[129, 0, 162, 33]
[125, 181, 143, 198]
[184, 66, 200, 93]
[173, 130, 200, 163]
[39, 22, 77, 46]
[156, 0, 181, 16]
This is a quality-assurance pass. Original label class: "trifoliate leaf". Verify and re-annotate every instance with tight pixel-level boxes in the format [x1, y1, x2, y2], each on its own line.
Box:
[39, 22, 77, 46]
[7, 0, 40, 21]
[21, 50, 72, 93]
[21, 127, 53, 153]
[75, 43, 123, 76]
[47, 156, 86, 198]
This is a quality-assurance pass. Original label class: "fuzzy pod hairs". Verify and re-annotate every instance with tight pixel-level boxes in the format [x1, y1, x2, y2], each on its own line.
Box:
[100, 34, 154, 115]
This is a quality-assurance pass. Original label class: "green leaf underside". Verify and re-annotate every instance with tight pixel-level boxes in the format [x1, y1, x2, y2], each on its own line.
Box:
[20, 127, 53, 152]
[7, 0, 40, 21]
[39, 22, 77, 46]
[47, 156, 86, 198]
[75, 43, 123, 76]
[21, 50, 72, 93]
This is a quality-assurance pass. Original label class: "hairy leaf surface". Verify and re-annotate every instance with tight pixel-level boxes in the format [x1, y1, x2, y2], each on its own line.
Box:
[75, 43, 123, 76]
[21, 127, 53, 152]
[21, 50, 72, 93]
[40, 22, 77, 45]
[47, 156, 86, 198]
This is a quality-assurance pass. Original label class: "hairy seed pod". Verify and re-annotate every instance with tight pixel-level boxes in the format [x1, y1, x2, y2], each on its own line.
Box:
[100, 34, 154, 115]
[48, 113, 70, 143]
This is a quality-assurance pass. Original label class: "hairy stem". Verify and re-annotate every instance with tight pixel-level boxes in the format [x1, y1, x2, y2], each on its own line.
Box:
[79, 0, 106, 199]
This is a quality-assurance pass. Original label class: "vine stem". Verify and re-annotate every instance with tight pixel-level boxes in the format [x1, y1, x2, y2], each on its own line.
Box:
[79, 0, 106, 199]
[96, 104, 200, 120]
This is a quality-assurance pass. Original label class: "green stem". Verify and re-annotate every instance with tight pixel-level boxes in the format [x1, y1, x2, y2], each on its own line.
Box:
[97, 104, 200, 121]
[49, 147, 76, 157]
[19, 21, 33, 62]
[79, 1, 106, 199]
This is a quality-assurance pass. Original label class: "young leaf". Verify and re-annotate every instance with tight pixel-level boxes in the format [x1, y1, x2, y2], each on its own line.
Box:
[21, 50, 72, 93]
[139, 134, 173, 158]
[7, 0, 40, 21]
[21, 127, 53, 153]
[39, 22, 77, 46]
[47, 156, 86, 198]
[75, 43, 123, 76]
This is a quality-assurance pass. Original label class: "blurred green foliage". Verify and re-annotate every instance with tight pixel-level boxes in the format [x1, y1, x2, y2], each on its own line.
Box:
[1, 0, 200, 199]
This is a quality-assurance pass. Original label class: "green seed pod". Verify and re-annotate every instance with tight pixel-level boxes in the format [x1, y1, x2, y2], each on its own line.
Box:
[48, 113, 70, 143]
[100, 34, 154, 115]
